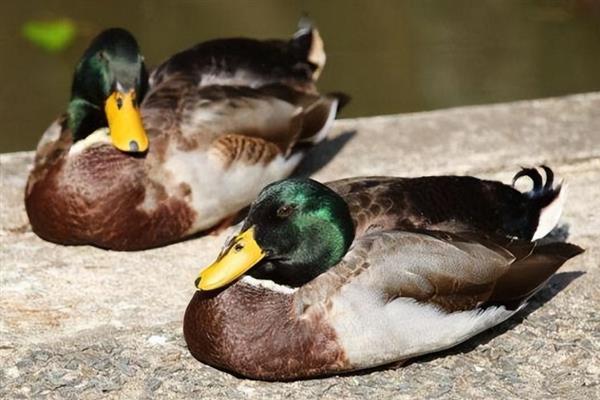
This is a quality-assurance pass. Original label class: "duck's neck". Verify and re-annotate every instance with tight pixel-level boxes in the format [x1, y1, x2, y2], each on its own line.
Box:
[67, 97, 106, 142]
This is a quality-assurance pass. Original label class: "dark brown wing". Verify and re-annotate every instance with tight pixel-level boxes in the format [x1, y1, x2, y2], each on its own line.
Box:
[296, 230, 583, 313]
[326, 170, 562, 241]
[484, 241, 584, 309]
[142, 83, 338, 157]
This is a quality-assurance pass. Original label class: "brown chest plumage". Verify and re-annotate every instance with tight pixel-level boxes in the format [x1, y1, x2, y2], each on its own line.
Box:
[183, 282, 349, 380]
[25, 145, 196, 250]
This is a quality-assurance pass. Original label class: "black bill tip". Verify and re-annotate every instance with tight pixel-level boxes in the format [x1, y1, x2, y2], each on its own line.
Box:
[129, 140, 139, 152]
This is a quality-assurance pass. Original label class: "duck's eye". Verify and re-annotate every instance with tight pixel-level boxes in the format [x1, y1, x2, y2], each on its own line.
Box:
[277, 204, 296, 218]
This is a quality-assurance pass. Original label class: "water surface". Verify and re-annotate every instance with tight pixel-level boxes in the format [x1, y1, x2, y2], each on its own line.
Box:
[1, 0, 599, 152]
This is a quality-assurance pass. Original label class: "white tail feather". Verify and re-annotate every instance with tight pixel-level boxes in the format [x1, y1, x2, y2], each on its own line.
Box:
[532, 183, 566, 240]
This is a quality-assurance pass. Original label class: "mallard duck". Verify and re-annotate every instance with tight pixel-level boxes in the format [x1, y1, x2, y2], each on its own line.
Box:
[184, 167, 583, 380]
[25, 22, 343, 250]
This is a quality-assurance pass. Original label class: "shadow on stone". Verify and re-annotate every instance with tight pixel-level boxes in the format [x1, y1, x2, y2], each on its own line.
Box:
[293, 130, 357, 178]
[537, 223, 570, 244]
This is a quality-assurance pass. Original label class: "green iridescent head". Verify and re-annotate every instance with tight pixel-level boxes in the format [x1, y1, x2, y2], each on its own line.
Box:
[196, 179, 356, 290]
[67, 28, 149, 152]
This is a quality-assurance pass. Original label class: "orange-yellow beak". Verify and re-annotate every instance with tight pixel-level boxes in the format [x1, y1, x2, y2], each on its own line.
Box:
[104, 89, 148, 152]
[195, 227, 266, 291]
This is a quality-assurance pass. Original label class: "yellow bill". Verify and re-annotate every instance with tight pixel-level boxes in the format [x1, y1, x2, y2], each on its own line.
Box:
[104, 89, 149, 152]
[196, 227, 266, 291]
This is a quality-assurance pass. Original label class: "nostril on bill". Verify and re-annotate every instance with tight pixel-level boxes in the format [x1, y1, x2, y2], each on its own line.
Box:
[129, 140, 139, 152]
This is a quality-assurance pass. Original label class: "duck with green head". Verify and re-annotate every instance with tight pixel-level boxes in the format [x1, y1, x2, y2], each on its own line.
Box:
[26, 22, 345, 250]
[67, 28, 149, 152]
[196, 179, 355, 289]
[184, 167, 583, 380]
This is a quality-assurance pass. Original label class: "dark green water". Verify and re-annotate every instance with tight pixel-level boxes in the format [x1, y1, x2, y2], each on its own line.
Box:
[1, 0, 600, 152]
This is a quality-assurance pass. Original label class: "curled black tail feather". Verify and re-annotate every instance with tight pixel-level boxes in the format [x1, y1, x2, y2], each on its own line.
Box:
[541, 165, 554, 191]
[512, 166, 564, 240]
[513, 167, 544, 192]
[513, 165, 557, 195]
[513, 165, 562, 208]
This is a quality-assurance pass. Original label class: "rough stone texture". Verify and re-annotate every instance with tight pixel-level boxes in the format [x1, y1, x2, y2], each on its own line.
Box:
[1, 93, 599, 399]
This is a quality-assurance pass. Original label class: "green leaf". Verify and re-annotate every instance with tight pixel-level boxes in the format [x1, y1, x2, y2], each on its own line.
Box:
[22, 19, 77, 53]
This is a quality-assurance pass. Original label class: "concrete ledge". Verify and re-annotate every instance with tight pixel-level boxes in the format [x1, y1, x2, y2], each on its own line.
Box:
[1, 93, 599, 399]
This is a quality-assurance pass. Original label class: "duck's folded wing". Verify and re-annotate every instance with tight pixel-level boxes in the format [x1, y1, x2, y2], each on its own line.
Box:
[296, 230, 582, 313]
[143, 83, 338, 157]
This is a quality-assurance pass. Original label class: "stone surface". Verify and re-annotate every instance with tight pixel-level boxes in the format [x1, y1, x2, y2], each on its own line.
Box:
[1, 93, 599, 399]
